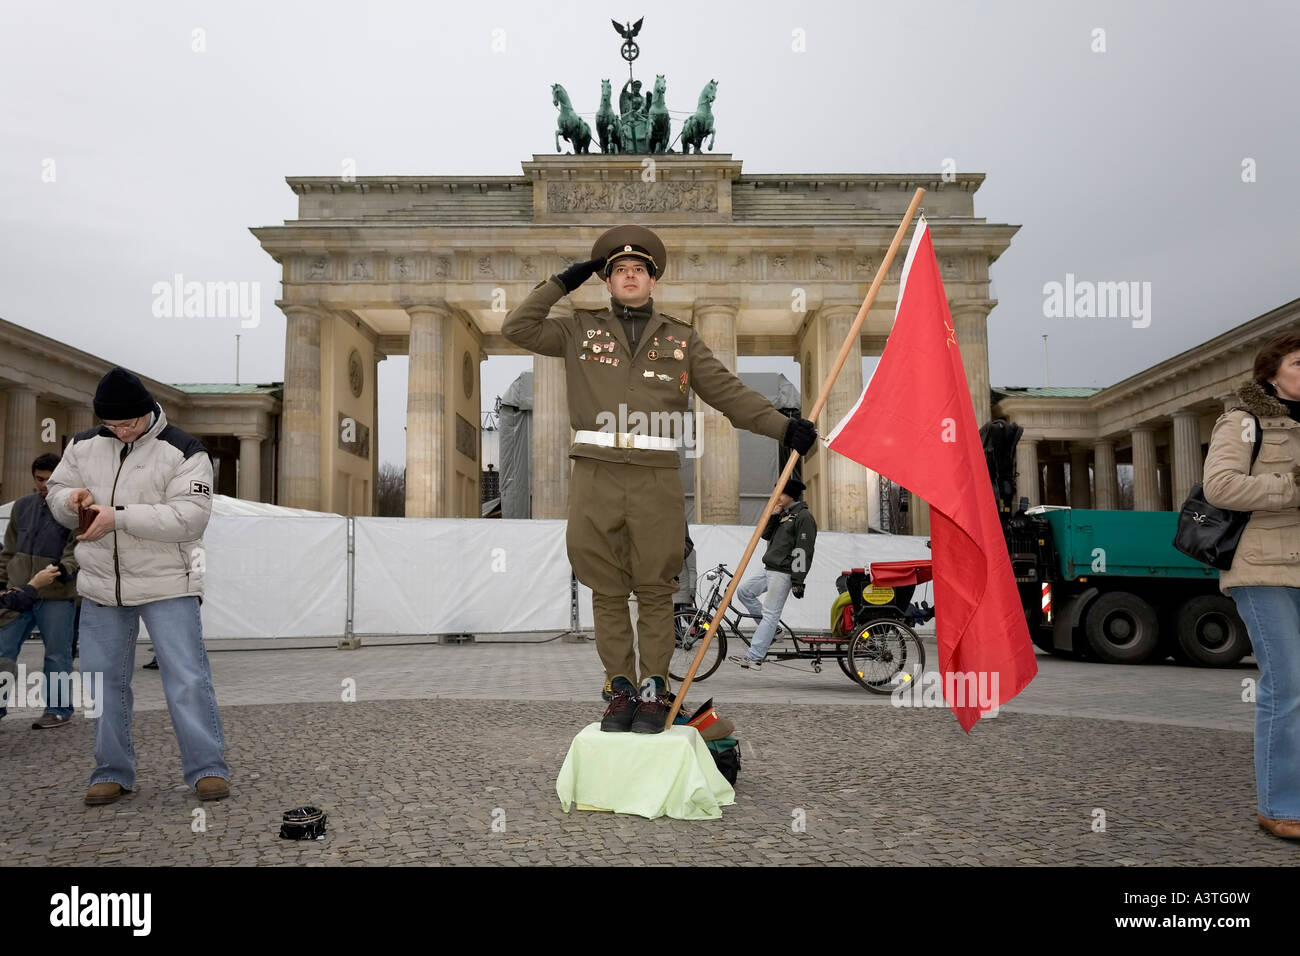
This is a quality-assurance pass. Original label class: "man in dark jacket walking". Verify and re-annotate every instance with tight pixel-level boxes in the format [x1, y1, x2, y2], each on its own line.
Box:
[730, 476, 817, 668]
[0, 453, 79, 727]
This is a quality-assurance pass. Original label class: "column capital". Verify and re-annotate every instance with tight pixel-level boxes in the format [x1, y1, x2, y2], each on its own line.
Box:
[692, 299, 740, 321]
[277, 301, 327, 320]
[1170, 407, 1201, 420]
[235, 433, 266, 444]
[403, 300, 452, 319]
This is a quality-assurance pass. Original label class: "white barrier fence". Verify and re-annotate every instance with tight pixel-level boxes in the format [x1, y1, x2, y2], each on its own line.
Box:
[2, 503, 932, 641]
[204, 518, 932, 640]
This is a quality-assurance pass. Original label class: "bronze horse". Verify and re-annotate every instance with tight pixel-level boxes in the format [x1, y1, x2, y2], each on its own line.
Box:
[552, 83, 591, 154]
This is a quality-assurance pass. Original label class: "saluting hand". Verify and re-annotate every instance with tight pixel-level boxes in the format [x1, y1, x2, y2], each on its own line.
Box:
[555, 257, 606, 293]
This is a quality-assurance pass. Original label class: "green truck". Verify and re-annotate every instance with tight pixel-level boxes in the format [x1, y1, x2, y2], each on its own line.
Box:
[1007, 507, 1250, 667]
[980, 419, 1250, 667]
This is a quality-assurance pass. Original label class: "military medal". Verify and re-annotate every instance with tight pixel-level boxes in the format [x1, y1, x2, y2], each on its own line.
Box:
[680, 372, 688, 393]
[586, 330, 596, 339]
[643, 370, 654, 378]
[657, 373, 671, 382]
[673, 348, 684, 360]
[647, 349, 658, 360]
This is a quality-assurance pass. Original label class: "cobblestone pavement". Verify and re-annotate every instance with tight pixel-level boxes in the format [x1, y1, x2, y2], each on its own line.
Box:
[0, 637, 1287, 866]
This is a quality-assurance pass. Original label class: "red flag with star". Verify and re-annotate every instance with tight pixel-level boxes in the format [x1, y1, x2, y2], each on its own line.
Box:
[826, 219, 1038, 731]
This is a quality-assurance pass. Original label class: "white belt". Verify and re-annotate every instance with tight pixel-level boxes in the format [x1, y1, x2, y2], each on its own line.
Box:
[574, 429, 678, 451]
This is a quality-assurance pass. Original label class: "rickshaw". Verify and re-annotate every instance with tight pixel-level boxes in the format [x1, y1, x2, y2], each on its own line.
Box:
[669, 559, 935, 694]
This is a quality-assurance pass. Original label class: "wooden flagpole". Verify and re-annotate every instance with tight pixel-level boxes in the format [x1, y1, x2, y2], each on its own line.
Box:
[665, 187, 927, 727]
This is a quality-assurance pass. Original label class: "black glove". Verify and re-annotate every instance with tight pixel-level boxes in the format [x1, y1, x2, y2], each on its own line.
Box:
[792, 583, 805, 599]
[784, 417, 818, 455]
[555, 256, 606, 293]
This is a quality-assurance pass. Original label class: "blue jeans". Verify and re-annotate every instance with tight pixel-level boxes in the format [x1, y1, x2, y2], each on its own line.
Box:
[0, 598, 76, 718]
[79, 596, 228, 790]
[736, 570, 792, 661]
[1230, 586, 1300, 820]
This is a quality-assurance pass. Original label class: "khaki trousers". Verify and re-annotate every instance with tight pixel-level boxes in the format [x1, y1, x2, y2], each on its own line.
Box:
[566, 457, 685, 687]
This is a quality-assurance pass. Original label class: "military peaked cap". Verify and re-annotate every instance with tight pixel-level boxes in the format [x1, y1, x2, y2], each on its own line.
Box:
[593, 224, 667, 279]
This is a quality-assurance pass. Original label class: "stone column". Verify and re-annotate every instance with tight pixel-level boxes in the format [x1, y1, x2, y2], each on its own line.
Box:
[1069, 446, 1092, 509]
[950, 304, 993, 427]
[278, 305, 323, 510]
[1131, 426, 1160, 511]
[1092, 439, 1118, 510]
[693, 301, 741, 524]
[1015, 437, 1041, 508]
[532, 298, 573, 519]
[1044, 461, 1067, 506]
[909, 494, 931, 536]
[1170, 408, 1203, 506]
[237, 435, 262, 502]
[2, 387, 38, 503]
[816, 303, 870, 532]
[66, 405, 95, 440]
[406, 302, 453, 518]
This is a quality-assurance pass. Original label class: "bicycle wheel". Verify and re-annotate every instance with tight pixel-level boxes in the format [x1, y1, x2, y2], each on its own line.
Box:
[847, 619, 926, 695]
[669, 609, 725, 683]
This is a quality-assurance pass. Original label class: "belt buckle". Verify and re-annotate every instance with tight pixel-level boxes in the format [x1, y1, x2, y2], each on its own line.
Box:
[615, 432, 634, 450]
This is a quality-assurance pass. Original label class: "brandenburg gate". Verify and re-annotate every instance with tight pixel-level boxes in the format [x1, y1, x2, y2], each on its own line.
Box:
[252, 154, 1018, 531]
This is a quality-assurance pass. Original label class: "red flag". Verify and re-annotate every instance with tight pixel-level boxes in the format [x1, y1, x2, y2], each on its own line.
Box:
[826, 220, 1037, 731]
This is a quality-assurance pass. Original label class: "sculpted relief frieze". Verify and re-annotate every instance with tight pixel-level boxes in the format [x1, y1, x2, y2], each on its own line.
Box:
[546, 181, 718, 213]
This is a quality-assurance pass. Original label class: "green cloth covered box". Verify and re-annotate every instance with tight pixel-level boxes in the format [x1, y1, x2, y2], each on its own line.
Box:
[556, 723, 736, 820]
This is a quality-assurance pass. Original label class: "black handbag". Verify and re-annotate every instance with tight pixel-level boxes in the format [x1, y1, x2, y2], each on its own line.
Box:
[1173, 414, 1261, 570]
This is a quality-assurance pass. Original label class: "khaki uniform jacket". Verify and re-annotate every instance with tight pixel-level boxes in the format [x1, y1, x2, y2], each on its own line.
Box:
[503, 277, 791, 468]
[1202, 381, 1300, 592]
[46, 406, 214, 607]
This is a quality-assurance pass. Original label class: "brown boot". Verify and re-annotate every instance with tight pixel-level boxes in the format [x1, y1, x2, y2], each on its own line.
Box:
[84, 782, 128, 806]
[1258, 815, 1300, 839]
[195, 776, 230, 801]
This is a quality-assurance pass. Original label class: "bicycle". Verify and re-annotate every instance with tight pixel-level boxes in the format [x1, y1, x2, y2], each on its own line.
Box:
[670, 562, 928, 694]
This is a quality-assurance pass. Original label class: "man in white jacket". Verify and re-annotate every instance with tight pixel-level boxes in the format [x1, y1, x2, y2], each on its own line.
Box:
[47, 367, 230, 806]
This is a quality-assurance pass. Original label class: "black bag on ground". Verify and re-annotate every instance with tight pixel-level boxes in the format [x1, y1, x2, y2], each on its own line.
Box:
[1173, 413, 1261, 571]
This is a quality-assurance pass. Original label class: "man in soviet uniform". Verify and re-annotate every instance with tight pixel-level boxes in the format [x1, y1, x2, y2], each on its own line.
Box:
[503, 224, 817, 733]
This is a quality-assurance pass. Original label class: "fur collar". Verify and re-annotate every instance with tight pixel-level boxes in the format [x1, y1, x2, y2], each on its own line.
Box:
[1232, 380, 1292, 421]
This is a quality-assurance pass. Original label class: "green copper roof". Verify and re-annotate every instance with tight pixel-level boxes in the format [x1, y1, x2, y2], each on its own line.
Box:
[169, 383, 282, 395]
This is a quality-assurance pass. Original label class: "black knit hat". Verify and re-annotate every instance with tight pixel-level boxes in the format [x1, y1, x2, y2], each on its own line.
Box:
[783, 477, 805, 500]
[94, 367, 155, 421]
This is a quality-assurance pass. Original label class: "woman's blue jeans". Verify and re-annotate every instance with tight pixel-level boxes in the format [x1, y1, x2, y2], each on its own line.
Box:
[1230, 585, 1300, 820]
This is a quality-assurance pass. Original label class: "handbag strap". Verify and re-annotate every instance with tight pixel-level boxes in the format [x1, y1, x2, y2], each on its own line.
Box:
[1249, 413, 1262, 469]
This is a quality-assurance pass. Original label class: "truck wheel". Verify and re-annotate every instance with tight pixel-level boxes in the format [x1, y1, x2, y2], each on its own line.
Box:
[1083, 591, 1160, 664]
[1175, 595, 1250, 667]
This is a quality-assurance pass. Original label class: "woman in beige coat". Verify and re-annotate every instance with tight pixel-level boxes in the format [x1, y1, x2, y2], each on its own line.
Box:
[1203, 331, 1300, 840]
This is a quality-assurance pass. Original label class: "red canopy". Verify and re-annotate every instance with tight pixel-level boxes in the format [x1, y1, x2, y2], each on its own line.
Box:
[868, 560, 934, 587]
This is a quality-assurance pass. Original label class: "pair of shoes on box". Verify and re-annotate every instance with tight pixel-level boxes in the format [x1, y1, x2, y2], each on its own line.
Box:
[600, 677, 670, 734]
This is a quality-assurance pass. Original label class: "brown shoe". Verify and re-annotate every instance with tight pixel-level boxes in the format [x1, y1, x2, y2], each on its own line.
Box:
[84, 782, 128, 806]
[195, 776, 230, 801]
[1258, 815, 1300, 839]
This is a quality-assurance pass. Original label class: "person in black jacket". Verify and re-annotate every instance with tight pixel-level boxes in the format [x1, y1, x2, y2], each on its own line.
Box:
[730, 477, 818, 668]
[0, 565, 62, 613]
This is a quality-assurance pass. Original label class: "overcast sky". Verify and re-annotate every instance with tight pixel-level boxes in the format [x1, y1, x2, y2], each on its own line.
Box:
[3, 0, 1296, 468]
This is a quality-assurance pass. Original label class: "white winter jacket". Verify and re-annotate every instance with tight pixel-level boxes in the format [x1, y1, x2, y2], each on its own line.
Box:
[46, 405, 213, 607]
